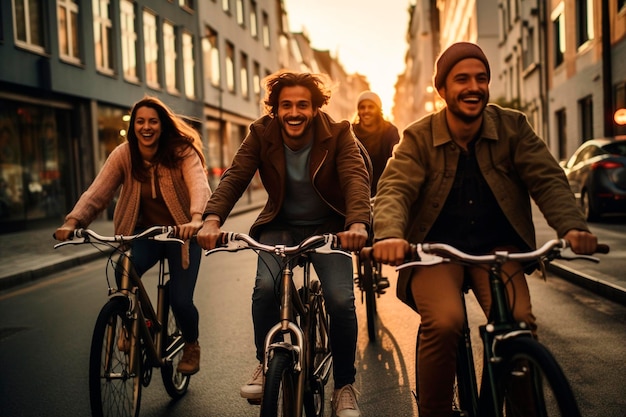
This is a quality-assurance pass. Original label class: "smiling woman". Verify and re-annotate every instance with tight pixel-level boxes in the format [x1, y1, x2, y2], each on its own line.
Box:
[283, 0, 410, 118]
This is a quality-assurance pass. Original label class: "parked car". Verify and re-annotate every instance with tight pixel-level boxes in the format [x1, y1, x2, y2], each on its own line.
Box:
[560, 136, 626, 221]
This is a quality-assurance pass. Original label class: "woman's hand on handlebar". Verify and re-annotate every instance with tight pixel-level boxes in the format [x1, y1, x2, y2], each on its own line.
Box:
[196, 218, 222, 250]
[177, 214, 204, 241]
[372, 238, 410, 266]
[54, 219, 80, 241]
[336, 222, 368, 252]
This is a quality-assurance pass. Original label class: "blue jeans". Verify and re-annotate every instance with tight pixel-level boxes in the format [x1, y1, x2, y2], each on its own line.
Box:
[129, 237, 201, 343]
[252, 227, 357, 388]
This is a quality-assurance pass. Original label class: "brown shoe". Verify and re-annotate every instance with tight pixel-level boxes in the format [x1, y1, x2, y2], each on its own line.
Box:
[117, 327, 130, 353]
[177, 341, 200, 375]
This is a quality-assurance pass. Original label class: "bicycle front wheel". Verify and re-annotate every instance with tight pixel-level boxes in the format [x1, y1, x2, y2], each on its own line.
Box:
[261, 350, 298, 417]
[160, 283, 190, 399]
[89, 297, 141, 417]
[494, 337, 581, 417]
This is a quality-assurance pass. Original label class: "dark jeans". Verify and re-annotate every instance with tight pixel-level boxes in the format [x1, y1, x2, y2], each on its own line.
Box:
[252, 226, 357, 389]
[129, 237, 201, 343]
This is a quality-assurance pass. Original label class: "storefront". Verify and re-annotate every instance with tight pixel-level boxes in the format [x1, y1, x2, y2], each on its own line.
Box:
[0, 97, 73, 233]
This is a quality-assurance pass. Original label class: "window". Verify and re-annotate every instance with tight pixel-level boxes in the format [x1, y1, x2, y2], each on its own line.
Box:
[253, 61, 261, 103]
[522, 26, 535, 69]
[240, 52, 249, 99]
[250, 1, 258, 38]
[236, 0, 244, 26]
[58, 0, 81, 62]
[576, 0, 594, 47]
[552, 6, 565, 67]
[226, 41, 235, 93]
[203, 26, 220, 87]
[222, 0, 230, 12]
[163, 21, 178, 93]
[579, 95, 593, 141]
[555, 108, 567, 160]
[143, 10, 159, 88]
[262, 12, 270, 49]
[93, 0, 114, 73]
[14, 0, 45, 50]
[179, 0, 194, 9]
[183, 32, 195, 98]
[620, 0, 626, 12]
[120, 0, 137, 81]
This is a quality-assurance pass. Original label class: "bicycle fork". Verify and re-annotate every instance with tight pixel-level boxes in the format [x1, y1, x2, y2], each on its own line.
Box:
[263, 263, 307, 416]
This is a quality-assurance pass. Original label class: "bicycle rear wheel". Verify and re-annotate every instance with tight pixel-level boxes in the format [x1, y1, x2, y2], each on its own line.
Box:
[304, 285, 332, 417]
[358, 256, 377, 342]
[495, 337, 582, 417]
[261, 350, 298, 417]
[89, 297, 141, 417]
[159, 282, 190, 399]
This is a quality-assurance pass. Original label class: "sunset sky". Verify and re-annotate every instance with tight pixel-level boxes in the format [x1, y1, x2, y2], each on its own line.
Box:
[283, 0, 413, 119]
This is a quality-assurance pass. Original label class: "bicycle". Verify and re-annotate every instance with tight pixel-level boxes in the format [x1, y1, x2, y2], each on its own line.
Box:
[205, 232, 347, 417]
[361, 239, 609, 417]
[354, 247, 388, 342]
[54, 226, 191, 417]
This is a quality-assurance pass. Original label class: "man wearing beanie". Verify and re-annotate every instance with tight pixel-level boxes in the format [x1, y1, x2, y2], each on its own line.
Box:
[352, 91, 400, 196]
[371, 42, 598, 417]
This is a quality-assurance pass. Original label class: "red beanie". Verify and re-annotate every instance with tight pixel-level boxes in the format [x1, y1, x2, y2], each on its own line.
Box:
[433, 42, 491, 90]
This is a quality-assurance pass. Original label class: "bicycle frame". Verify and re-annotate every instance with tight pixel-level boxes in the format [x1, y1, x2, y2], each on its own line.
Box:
[114, 254, 185, 371]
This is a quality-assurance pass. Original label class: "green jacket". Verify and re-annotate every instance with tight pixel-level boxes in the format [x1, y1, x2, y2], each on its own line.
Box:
[204, 111, 371, 239]
[373, 104, 589, 310]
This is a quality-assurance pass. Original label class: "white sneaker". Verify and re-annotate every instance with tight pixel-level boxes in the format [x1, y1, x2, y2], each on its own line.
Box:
[240, 363, 264, 401]
[332, 384, 361, 417]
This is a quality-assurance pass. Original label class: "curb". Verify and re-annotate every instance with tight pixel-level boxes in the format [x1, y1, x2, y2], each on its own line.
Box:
[548, 263, 626, 306]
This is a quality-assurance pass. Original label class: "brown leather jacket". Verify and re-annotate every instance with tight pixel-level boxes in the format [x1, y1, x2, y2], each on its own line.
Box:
[204, 111, 371, 239]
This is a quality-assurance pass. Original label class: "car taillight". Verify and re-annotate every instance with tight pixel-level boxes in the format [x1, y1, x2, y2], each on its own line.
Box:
[591, 160, 624, 170]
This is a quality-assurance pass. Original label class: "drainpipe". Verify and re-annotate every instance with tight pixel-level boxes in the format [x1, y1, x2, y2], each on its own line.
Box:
[601, 0, 613, 137]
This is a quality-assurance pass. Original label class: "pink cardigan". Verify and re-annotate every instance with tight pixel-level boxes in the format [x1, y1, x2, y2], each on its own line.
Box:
[66, 142, 210, 236]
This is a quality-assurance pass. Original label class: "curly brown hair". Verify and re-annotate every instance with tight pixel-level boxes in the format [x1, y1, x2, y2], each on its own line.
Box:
[263, 70, 331, 116]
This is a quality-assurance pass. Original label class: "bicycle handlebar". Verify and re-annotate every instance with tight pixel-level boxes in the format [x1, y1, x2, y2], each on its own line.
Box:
[204, 232, 352, 259]
[360, 239, 610, 270]
[53, 225, 184, 249]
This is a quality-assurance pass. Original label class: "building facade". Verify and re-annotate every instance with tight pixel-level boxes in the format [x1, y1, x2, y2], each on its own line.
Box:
[0, 0, 370, 234]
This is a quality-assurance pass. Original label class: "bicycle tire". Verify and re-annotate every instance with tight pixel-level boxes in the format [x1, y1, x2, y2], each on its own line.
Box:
[160, 282, 190, 399]
[89, 297, 142, 417]
[359, 256, 377, 342]
[260, 350, 298, 417]
[304, 285, 332, 417]
[494, 337, 582, 417]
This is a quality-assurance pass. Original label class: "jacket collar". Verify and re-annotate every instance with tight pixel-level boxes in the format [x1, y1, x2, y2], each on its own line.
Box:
[431, 105, 499, 147]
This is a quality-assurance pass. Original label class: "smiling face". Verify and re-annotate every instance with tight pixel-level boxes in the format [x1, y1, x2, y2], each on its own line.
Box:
[357, 99, 381, 128]
[438, 58, 490, 124]
[133, 106, 162, 159]
[276, 85, 317, 150]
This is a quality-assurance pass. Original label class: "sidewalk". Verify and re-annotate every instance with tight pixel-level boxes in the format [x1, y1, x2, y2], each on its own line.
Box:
[2, 190, 625, 306]
[0, 188, 267, 291]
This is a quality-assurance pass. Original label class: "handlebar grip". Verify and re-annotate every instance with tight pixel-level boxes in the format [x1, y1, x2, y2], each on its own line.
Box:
[596, 243, 610, 254]
[359, 247, 373, 261]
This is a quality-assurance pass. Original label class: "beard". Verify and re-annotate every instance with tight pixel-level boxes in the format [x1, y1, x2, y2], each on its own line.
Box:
[446, 92, 489, 124]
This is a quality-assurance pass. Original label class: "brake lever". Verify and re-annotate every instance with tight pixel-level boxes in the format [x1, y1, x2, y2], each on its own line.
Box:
[314, 234, 352, 258]
[557, 247, 600, 263]
[153, 230, 184, 244]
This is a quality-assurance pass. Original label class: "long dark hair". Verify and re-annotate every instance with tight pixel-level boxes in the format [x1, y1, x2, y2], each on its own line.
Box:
[126, 96, 205, 182]
[263, 70, 331, 116]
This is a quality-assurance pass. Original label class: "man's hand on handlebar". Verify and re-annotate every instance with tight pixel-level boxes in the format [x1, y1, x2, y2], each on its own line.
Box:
[196, 217, 222, 250]
[372, 238, 410, 266]
[336, 222, 368, 252]
[563, 229, 598, 255]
